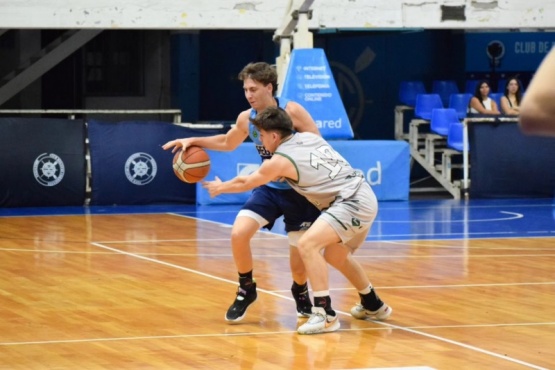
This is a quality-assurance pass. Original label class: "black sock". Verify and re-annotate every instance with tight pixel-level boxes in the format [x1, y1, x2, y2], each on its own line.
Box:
[238, 271, 255, 290]
[314, 296, 336, 316]
[291, 281, 308, 293]
[360, 288, 383, 311]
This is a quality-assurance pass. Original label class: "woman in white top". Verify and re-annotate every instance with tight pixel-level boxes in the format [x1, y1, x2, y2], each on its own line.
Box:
[468, 80, 501, 115]
[500, 77, 522, 115]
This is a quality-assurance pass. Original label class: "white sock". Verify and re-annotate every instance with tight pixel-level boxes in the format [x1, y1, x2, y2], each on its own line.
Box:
[313, 290, 330, 297]
[358, 285, 372, 295]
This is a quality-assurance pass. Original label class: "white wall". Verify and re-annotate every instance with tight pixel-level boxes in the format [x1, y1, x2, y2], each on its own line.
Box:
[0, 0, 554, 30]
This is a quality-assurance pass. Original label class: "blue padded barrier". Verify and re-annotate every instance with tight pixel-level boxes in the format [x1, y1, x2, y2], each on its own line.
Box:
[197, 140, 410, 205]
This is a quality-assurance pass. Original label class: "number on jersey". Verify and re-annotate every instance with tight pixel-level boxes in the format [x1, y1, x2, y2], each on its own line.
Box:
[309, 145, 345, 179]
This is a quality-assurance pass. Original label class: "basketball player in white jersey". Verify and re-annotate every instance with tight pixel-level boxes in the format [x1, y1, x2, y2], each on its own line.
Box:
[520, 47, 555, 137]
[203, 107, 392, 335]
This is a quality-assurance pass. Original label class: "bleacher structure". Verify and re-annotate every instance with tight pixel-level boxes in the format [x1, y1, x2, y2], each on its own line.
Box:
[395, 82, 469, 199]
[395, 81, 521, 199]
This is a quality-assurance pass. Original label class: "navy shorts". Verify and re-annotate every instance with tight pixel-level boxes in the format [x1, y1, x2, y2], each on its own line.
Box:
[241, 185, 320, 232]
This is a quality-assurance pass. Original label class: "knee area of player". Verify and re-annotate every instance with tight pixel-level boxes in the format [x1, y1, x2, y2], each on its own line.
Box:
[296, 239, 322, 255]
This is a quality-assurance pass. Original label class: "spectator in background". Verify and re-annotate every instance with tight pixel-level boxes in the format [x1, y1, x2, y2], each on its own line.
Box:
[520, 47, 555, 137]
[500, 77, 522, 116]
[468, 80, 501, 115]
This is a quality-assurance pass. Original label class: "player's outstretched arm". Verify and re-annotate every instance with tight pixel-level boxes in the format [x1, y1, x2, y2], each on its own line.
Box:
[520, 48, 555, 137]
[203, 156, 291, 198]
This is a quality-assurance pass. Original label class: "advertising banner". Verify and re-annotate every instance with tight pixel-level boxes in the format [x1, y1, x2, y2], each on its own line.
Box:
[197, 140, 409, 205]
[280, 48, 354, 140]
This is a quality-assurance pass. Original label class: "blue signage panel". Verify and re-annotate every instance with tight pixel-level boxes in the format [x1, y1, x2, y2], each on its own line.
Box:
[466, 32, 555, 72]
[0, 118, 86, 207]
[331, 140, 410, 201]
[279, 48, 354, 140]
[197, 140, 410, 205]
[88, 120, 222, 205]
[469, 122, 555, 198]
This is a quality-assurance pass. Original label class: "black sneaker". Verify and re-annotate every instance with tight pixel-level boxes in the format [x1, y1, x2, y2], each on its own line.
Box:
[225, 284, 257, 322]
[291, 283, 312, 318]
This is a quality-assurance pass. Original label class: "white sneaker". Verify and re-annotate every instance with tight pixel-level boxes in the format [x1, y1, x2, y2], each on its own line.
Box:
[351, 302, 392, 320]
[297, 307, 340, 335]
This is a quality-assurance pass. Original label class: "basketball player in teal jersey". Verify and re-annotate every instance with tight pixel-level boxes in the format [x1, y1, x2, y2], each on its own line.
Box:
[203, 107, 392, 335]
[163, 62, 321, 322]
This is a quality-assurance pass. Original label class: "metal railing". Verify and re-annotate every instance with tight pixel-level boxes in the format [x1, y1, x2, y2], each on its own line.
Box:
[0, 109, 182, 123]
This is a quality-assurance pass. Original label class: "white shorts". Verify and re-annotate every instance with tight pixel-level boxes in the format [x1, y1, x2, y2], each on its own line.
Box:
[319, 182, 378, 252]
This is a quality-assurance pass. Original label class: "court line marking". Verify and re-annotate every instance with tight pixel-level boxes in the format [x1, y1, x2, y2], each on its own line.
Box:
[374, 211, 524, 223]
[0, 200, 551, 218]
[2, 211, 551, 368]
[70, 242, 550, 369]
[3, 248, 555, 260]
[3, 320, 553, 347]
[168, 212, 555, 241]
[317, 281, 555, 291]
[0, 326, 391, 346]
[0, 240, 548, 369]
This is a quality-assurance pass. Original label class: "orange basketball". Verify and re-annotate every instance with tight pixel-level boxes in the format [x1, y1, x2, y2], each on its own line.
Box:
[172, 146, 211, 183]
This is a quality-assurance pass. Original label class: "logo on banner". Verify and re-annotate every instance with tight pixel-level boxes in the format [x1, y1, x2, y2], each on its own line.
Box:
[487, 40, 505, 68]
[237, 163, 260, 176]
[280, 48, 353, 139]
[33, 153, 65, 186]
[125, 152, 157, 185]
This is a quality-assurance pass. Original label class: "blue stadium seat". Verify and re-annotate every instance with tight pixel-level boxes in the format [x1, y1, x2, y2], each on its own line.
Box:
[448, 93, 472, 120]
[447, 121, 468, 152]
[431, 108, 459, 136]
[399, 81, 426, 106]
[489, 92, 504, 109]
[409, 94, 443, 151]
[432, 80, 459, 107]
[465, 79, 480, 94]
[414, 94, 443, 120]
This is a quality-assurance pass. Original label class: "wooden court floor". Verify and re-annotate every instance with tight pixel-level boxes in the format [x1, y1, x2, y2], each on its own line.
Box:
[0, 202, 554, 369]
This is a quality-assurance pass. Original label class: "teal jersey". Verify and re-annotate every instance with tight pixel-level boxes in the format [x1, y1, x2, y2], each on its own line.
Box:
[248, 97, 291, 190]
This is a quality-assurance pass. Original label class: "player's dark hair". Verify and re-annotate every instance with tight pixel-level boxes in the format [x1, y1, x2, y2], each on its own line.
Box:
[238, 62, 278, 96]
[250, 107, 293, 138]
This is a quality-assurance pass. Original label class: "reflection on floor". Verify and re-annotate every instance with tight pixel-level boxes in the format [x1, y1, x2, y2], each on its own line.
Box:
[1, 198, 553, 241]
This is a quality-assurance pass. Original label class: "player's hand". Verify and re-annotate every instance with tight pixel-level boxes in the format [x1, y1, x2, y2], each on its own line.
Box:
[202, 176, 222, 198]
[162, 138, 191, 153]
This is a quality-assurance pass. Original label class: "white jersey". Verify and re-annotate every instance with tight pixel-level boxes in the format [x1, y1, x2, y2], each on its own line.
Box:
[275, 132, 366, 210]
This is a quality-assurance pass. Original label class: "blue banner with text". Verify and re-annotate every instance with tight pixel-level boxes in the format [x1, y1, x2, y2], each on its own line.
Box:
[279, 48, 354, 140]
[196, 140, 409, 205]
[465, 32, 555, 72]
